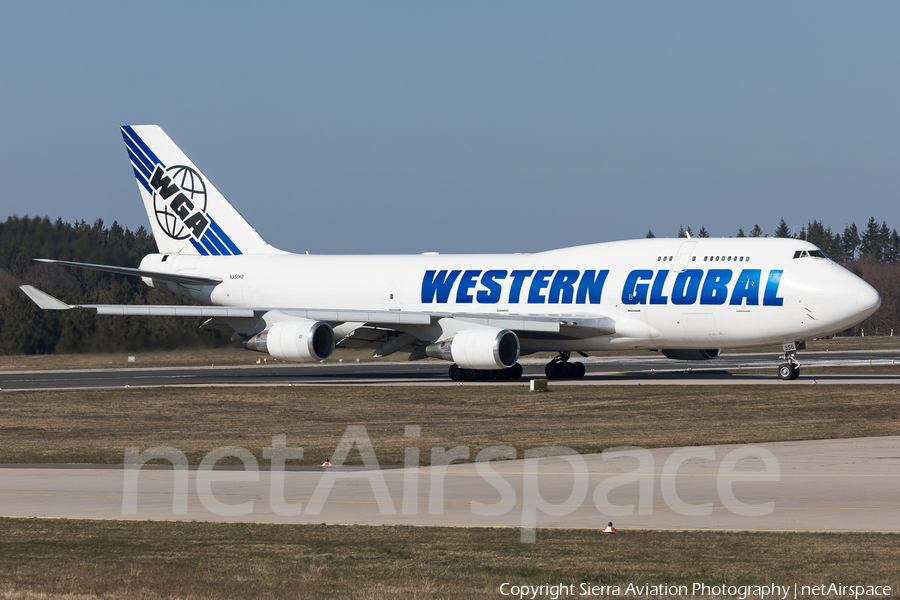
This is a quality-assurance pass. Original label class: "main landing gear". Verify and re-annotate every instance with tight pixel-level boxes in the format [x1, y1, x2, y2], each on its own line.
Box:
[777, 350, 801, 380]
[448, 363, 523, 382]
[544, 352, 586, 380]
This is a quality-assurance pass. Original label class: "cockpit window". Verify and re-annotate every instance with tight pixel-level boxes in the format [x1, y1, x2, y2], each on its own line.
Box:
[808, 250, 828, 259]
[793, 249, 829, 259]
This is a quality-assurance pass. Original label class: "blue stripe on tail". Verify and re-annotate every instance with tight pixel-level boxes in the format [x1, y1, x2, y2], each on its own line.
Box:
[203, 227, 231, 256]
[132, 166, 153, 195]
[207, 214, 242, 255]
[121, 126, 164, 169]
[199, 233, 221, 256]
[190, 238, 209, 256]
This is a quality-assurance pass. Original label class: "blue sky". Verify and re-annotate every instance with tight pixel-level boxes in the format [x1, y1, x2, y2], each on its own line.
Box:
[1, 2, 898, 254]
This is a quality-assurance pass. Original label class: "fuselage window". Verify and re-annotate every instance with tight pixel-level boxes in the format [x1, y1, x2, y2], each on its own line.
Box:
[739, 256, 744, 261]
[691, 256, 696, 261]
[727, 256, 731, 261]
[657, 256, 661, 261]
[669, 256, 673, 261]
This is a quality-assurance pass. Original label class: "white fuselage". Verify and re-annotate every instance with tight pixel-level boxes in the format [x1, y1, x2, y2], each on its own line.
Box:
[140, 237, 880, 353]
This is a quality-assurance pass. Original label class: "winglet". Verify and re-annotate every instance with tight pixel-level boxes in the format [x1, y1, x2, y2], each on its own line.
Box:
[19, 286, 73, 310]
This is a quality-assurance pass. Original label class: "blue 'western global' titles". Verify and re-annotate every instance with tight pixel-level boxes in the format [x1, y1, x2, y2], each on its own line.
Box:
[421, 268, 784, 306]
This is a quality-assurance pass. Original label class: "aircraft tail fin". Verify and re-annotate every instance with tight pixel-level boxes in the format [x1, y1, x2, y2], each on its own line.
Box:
[121, 125, 281, 256]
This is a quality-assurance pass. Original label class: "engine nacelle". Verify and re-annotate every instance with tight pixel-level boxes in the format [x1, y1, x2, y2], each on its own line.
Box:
[243, 320, 334, 362]
[425, 328, 519, 369]
[661, 348, 722, 361]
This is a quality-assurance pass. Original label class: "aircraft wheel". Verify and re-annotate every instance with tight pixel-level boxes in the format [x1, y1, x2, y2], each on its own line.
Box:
[560, 362, 574, 379]
[478, 369, 491, 381]
[464, 368, 480, 381]
[789, 365, 800, 380]
[449, 364, 462, 381]
[545, 362, 559, 379]
[573, 361, 586, 378]
[496, 368, 511, 380]
[509, 363, 523, 380]
[777, 363, 793, 380]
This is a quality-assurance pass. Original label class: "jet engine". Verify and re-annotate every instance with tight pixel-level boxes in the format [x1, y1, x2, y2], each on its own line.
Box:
[425, 328, 519, 369]
[243, 319, 334, 362]
[661, 349, 721, 361]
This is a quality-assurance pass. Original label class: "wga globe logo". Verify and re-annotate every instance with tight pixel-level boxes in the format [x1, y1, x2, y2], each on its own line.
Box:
[152, 165, 208, 240]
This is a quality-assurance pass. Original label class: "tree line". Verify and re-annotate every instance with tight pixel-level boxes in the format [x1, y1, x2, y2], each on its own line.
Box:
[0, 216, 227, 355]
[1, 214, 898, 356]
[647, 217, 900, 264]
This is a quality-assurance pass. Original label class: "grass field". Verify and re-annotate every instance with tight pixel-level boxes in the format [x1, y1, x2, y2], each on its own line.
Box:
[0, 519, 896, 599]
[1, 335, 897, 372]
[1, 384, 898, 465]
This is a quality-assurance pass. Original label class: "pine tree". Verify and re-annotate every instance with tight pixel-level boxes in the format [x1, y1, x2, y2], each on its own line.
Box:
[774, 218, 791, 238]
[888, 229, 900, 263]
[831, 232, 844, 262]
[646, 230, 655, 238]
[880, 221, 891, 257]
[860, 217, 883, 260]
[677, 226, 686, 238]
[686, 226, 694, 237]
[842, 223, 859, 261]
[749, 224, 763, 238]
[822, 225, 837, 257]
[736, 227, 745, 237]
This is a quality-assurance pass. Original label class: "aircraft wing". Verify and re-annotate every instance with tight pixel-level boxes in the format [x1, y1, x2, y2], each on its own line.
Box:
[20, 285, 617, 338]
[450, 314, 616, 338]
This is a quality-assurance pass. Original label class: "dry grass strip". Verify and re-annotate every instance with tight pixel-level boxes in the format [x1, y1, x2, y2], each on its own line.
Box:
[1, 384, 897, 465]
[0, 519, 897, 599]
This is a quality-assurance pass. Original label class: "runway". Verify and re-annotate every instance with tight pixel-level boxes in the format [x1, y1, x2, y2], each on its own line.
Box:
[2, 437, 897, 537]
[1, 350, 899, 390]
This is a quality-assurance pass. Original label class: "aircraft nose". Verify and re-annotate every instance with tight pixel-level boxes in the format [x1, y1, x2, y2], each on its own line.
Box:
[857, 282, 881, 319]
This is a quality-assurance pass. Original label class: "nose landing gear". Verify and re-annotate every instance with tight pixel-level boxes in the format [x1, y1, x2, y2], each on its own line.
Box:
[777, 343, 802, 380]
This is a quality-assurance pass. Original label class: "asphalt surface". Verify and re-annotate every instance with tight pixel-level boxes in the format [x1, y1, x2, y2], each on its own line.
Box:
[2, 437, 897, 534]
[1, 350, 899, 390]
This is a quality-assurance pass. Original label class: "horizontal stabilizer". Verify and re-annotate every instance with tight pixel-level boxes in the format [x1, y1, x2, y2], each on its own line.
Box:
[19, 286, 72, 310]
[20, 286, 255, 317]
[34, 259, 222, 286]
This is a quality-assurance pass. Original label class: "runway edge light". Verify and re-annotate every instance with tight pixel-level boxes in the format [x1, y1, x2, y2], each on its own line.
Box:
[603, 522, 616, 533]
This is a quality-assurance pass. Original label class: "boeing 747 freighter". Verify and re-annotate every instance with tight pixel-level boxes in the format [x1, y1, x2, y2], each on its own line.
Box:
[21, 126, 881, 381]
